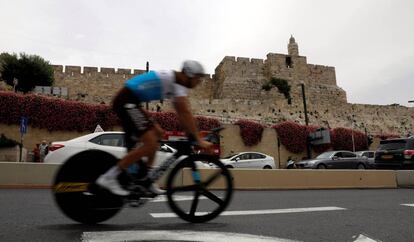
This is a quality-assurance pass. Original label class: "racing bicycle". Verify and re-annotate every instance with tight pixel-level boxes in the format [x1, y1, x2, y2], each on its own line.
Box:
[52, 128, 233, 224]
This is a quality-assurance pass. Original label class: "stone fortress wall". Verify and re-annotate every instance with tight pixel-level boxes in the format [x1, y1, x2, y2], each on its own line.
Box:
[49, 36, 414, 136]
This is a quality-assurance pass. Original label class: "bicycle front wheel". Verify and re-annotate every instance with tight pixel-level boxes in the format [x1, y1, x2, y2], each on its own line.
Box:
[166, 154, 233, 223]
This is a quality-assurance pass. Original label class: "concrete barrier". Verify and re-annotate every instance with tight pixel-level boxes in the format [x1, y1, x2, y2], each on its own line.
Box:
[183, 169, 397, 189]
[395, 170, 414, 188]
[0, 162, 59, 188]
[0, 162, 406, 189]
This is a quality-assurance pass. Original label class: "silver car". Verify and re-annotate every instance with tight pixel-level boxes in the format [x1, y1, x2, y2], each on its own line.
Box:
[220, 152, 275, 169]
[296, 150, 369, 169]
[355, 150, 375, 168]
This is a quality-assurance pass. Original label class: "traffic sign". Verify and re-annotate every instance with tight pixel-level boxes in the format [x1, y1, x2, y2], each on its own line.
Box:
[20, 117, 28, 134]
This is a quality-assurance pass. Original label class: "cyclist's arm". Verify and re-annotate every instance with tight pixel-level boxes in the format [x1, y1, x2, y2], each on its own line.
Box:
[173, 96, 202, 143]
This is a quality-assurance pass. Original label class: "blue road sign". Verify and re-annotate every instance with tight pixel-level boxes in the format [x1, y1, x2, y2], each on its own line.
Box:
[20, 117, 28, 134]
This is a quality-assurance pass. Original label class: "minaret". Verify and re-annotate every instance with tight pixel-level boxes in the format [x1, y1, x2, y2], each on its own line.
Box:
[288, 35, 299, 56]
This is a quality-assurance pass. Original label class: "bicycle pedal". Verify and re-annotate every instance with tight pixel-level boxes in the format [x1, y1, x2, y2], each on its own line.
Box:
[82, 191, 95, 196]
[128, 200, 143, 207]
[141, 192, 158, 198]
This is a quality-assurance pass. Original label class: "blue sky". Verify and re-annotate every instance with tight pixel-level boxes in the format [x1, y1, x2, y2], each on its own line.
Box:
[1, 0, 413, 106]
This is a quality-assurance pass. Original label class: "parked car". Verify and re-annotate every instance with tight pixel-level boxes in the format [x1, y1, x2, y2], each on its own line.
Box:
[44, 131, 212, 168]
[219, 152, 275, 169]
[374, 137, 414, 169]
[295, 150, 369, 169]
[355, 150, 375, 168]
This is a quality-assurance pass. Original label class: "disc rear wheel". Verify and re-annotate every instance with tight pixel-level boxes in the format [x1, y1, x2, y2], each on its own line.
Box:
[53, 150, 124, 224]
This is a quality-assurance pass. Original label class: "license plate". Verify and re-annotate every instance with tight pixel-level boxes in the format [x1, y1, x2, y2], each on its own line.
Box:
[381, 155, 393, 159]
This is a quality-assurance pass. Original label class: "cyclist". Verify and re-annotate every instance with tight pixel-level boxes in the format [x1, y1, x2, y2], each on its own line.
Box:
[96, 60, 214, 196]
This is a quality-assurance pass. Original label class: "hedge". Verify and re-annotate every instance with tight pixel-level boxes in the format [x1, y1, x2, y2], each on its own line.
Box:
[0, 91, 221, 132]
[0, 91, 378, 151]
[0, 91, 118, 132]
[274, 121, 369, 154]
[375, 133, 400, 140]
[235, 119, 264, 146]
[330, 127, 368, 151]
[150, 111, 221, 131]
[273, 121, 314, 153]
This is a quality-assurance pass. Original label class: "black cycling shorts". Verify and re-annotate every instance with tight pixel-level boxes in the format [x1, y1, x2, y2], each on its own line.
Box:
[112, 87, 154, 150]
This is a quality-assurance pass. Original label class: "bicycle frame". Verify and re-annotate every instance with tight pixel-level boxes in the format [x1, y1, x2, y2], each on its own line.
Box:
[147, 140, 196, 183]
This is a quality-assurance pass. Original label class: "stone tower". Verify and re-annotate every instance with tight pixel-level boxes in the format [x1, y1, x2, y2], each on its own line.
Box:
[288, 35, 299, 56]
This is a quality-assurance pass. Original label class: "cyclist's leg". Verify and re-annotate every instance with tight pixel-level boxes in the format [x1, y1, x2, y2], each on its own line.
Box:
[118, 128, 159, 170]
[97, 88, 151, 195]
[119, 127, 165, 195]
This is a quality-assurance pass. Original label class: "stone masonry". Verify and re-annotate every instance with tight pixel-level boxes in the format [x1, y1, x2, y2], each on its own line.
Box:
[49, 36, 414, 136]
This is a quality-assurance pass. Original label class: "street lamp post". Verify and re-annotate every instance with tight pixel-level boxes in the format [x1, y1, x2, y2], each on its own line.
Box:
[349, 114, 356, 152]
[13, 78, 18, 93]
[300, 83, 309, 126]
[146, 61, 149, 110]
[300, 82, 311, 159]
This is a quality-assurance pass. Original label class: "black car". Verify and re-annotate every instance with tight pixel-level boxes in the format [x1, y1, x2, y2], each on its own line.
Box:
[375, 138, 414, 169]
[295, 150, 369, 169]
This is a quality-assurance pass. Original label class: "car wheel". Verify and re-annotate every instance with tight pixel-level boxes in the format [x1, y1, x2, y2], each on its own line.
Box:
[225, 165, 233, 169]
[357, 163, 366, 170]
[316, 164, 326, 169]
[263, 165, 272, 169]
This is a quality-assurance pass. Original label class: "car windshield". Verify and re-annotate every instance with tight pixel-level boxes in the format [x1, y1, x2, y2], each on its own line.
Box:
[223, 154, 237, 159]
[378, 141, 406, 150]
[316, 151, 335, 159]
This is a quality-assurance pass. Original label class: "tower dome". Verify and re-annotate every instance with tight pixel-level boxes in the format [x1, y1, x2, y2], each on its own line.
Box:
[288, 35, 299, 56]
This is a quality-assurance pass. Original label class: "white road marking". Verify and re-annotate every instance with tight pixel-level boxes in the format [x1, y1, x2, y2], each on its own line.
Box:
[401, 203, 414, 207]
[353, 234, 379, 242]
[150, 195, 221, 203]
[150, 206, 346, 218]
[82, 230, 298, 242]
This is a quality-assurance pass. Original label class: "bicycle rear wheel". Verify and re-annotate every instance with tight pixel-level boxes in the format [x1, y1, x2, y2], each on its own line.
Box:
[53, 150, 124, 224]
[166, 154, 233, 223]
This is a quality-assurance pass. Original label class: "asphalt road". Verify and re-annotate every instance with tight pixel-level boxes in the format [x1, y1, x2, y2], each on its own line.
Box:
[0, 189, 413, 242]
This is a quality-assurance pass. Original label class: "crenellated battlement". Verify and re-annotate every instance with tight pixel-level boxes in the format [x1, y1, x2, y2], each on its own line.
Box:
[51, 64, 213, 78]
[43, 36, 414, 136]
[218, 56, 265, 65]
[52, 65, 146, 75]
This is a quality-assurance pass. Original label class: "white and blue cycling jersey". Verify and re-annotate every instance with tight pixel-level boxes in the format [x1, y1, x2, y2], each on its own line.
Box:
[125, 70, 188, 102]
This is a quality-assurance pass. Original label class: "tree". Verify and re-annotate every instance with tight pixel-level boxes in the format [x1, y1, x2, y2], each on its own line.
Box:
[0, 52, 54, 93]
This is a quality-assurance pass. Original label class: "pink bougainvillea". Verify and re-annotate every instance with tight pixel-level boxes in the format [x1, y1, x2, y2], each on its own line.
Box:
[0, 91, 118, 132]
[235, 119, 264, 146]
[273, 121, 368, 153]
[0, 91, 221, 133]
[330, 127, 368, 151]
[273, 121, 310, 153]
[375, 133, 400, 140]
[149, 111, 221, 131]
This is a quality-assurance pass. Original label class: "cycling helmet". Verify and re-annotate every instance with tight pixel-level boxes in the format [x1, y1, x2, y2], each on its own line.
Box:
[181, 60, 205, 78]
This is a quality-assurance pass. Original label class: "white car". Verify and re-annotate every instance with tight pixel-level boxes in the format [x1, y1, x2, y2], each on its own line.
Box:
[219, 152, 275, 169]
[44, 131, 212, 168]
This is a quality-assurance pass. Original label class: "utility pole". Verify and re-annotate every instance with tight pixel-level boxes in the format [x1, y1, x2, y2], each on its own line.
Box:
[146, 61, 149, 110]
[300, 82, 311, 159]
[13, 78, 18, 93]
